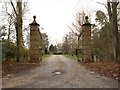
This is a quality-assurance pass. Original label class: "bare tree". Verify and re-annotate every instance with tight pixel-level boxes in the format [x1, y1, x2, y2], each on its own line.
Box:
[1, 0, 29, 62]
[107, 0, 120, 62]
[2, 2, 16, 41]
[68, 11, 86, 48]
[10, 0, 23, 62]
[68, 11, 91, 60]
[96, 0, 120, 62]
[0, 25, 7, 39]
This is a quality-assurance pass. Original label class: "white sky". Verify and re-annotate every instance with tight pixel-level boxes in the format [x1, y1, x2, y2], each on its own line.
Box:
[0, 0, 106, 45]
[27, 0, 106, 45]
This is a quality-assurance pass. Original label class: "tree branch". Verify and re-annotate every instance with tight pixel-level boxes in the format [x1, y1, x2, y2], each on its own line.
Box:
[10, 0, 17, 16]
[96, 1, 108, 9]
[117, 2, 119, 6]
[72, 22, 80, 32]
[107, 1, 112, 21]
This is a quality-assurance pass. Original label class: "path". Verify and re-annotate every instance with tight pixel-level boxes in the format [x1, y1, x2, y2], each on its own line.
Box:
[2, 55, 119, 88]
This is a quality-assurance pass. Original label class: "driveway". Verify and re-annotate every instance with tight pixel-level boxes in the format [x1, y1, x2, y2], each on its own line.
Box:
[2, 55, 119, 88]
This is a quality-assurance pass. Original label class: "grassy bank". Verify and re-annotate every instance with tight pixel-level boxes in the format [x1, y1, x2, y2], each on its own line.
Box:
[65, 54, 78, 60]
[42, 54, 50, 60]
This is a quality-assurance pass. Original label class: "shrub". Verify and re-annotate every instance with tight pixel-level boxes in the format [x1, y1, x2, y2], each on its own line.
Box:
[2, 40, 17, 60]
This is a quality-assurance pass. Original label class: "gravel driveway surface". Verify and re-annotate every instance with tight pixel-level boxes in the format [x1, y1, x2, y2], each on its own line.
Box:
[2, 55, 119, 88]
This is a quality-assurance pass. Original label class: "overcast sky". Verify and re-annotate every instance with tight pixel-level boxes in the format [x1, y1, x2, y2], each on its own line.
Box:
[0, 0, 106, 45]
[26, 0, 106, 45]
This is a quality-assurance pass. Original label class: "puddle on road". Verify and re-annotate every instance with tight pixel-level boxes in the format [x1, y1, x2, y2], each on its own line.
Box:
[5, 74, 14, 77]
[90, 71, 95, 75]
[52, 70, 65, 75]
[54, 71, 61, 75]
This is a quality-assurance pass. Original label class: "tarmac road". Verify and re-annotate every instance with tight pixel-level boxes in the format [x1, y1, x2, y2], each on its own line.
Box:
[2, 55, 119, 88]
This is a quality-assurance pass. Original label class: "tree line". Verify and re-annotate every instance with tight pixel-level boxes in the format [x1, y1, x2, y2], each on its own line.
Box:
[54, 1, 120, 62]
[0, 0, 119, 63]
[0, 0, 49, 62]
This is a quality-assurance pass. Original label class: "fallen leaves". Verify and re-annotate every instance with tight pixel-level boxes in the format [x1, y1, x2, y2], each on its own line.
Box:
[2, 60, 40, 77]
[80, 60, 120, 81]
[2, 60, 120, 83]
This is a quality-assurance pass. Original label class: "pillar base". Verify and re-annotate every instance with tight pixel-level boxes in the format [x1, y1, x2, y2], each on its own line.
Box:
[77, 59, 80, 62]
[29, 56, 42, 63]
[83, 59, 93, 63]
[29, 59, 41, 63]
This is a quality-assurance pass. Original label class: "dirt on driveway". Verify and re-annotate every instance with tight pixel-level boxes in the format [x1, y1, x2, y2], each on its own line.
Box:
[2, 55, 119, 88]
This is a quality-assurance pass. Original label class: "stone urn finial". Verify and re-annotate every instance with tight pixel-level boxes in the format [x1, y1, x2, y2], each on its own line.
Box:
[33, 15, 37, 23]
[29, 15, 40, 26]
[85, 16, 89, 24]
[33, 16, 36, 21]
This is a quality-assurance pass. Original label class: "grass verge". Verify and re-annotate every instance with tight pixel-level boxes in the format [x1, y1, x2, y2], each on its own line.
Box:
[65, 54, 78, 60]
[42, 54, 50, 60]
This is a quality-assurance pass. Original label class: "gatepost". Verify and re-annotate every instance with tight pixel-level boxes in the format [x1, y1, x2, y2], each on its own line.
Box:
[29, 16, 42, 62]
[82, 16, 92, 63]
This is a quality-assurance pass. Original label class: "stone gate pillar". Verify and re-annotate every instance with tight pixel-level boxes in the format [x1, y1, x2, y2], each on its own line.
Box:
[82, 16, 92, 63]
[29, 16, 42, 62]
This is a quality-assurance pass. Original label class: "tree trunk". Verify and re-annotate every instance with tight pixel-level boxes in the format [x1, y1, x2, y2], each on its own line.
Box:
[107, 1, 115, 60]
[112, 2, 120, 62]
[8, 24, 11, 41]
[10, 0, 23, 62]
[16, 0, 23, 62]
[107, 1, 120, 62]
